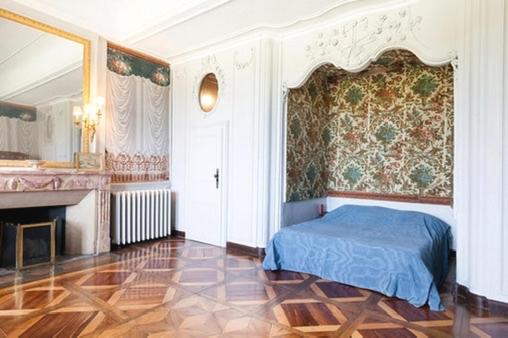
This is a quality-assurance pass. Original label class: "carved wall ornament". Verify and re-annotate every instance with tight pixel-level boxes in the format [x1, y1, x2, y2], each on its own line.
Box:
[193, 55, 226, 97]
[175, 66, 187, 80]
[450, 56, 459, 72]
[233, 47, 256, 71]
[304, 8, 423, 68]
[0, 169, 111, 192]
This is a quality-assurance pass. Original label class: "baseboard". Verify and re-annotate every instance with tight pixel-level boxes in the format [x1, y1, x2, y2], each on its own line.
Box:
[171, 229, 185, 238]
[454, 283, 508, 316]
[226, 241, 265, 257]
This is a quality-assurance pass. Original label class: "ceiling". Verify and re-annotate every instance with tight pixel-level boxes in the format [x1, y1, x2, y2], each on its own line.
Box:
[8, 0, 354, 59]
[9, 0, 230, 44]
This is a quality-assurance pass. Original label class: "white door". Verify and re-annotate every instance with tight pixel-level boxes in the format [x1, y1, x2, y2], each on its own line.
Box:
[185, 125, 225, 246]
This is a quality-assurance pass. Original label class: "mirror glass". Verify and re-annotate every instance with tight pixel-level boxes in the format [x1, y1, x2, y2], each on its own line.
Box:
[0, 16, 84, 162]
[199, 73, 219, 112]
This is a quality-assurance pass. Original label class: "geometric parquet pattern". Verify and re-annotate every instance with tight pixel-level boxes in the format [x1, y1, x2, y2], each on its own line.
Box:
[0, 238, 507, 337]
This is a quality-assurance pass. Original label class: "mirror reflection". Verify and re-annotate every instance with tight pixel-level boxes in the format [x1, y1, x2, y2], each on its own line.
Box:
[0, 16, 84, 162]
[199, 73, 219, 113]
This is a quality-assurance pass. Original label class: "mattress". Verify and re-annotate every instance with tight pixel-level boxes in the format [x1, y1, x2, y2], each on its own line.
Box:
[262, 205, 451, 310]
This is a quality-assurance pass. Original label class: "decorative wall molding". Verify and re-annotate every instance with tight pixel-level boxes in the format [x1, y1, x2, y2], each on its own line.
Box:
[304, 9, 423, 66]
[233, 47, 256, 70]
[166, 0, 412, 62]
[453, 0, 508, 304]
[0, 169, 110, 192]
[0, 62, 82, 102]
[284, 3, 458, 90]
[328, 191, 452, 206]
[127, 0, 235, 45]
[174, 66, 187, 80]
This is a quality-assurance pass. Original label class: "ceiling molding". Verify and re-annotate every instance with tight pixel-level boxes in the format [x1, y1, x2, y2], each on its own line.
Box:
[168, 0, 408, 63]
[0, 32, 43, 66]
[125, 0, 234, 44]
[33, 90, 82, 107]
[1, 61, 81, 101]
[10, 0, 232, 42]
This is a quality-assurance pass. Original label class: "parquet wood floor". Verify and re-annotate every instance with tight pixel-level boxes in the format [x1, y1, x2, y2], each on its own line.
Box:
[0, 238, 506, 337]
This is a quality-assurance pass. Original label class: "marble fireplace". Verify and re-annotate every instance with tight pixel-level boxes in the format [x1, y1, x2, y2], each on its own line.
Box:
[0, 169, 111, 256]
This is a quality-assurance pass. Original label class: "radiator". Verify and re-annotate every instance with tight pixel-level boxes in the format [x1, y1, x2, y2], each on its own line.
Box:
[111, 189, 171, 245]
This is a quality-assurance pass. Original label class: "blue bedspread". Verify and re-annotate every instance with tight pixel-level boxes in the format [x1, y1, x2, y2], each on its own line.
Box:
[263, 205, 451, 310]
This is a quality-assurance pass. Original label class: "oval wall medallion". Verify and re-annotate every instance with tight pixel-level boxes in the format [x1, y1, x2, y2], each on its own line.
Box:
[198, 73, 219, 113]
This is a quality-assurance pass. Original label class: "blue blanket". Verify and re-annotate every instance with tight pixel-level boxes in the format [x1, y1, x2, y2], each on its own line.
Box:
[263, 205, 451, 310]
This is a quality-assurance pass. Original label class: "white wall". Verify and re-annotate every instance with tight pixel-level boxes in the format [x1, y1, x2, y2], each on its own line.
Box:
[454, 0, 508, 304]
[171, 39, 272, 249]
[37, 96, 81, 161]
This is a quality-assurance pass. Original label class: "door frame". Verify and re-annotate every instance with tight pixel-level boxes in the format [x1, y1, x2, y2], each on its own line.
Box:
[183, 121, 229, 247]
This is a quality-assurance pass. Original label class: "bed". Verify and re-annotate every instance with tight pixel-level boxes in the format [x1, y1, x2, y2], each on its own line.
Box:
[263, 205, 451, 311]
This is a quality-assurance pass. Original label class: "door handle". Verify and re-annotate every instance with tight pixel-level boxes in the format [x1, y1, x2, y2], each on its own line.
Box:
[214, 168, 219, 189]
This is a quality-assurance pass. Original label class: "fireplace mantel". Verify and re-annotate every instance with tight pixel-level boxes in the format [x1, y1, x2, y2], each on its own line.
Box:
[0, 168, 112, 254]
[0, 168, 110, 192]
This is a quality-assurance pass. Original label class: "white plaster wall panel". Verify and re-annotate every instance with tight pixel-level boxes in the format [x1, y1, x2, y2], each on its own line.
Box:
[170, 64, 189, 232]
[504, 0, 508, 298]
[254, 39, 276, 248]
[281, 0, 458, 88]
[227, 44, 257, 245]
[267, 40, 285, 242]
[455, 0, 508, 303]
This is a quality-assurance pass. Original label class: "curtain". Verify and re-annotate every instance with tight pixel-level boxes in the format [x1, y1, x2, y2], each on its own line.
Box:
[106, 70, 170, 182]
[0, 116, 39, 159]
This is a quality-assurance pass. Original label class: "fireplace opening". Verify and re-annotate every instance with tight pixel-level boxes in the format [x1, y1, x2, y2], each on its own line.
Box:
[0, 206, 65, 269]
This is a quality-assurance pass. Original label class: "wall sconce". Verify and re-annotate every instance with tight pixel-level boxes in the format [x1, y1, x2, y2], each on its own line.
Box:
[73, 96, 104, 145]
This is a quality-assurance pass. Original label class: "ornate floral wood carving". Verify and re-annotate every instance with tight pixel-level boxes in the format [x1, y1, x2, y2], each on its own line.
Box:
[304, 8, 423, 68]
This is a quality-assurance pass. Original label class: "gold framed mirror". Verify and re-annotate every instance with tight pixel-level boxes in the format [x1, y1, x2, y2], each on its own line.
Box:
[0, 8, 91, 169]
